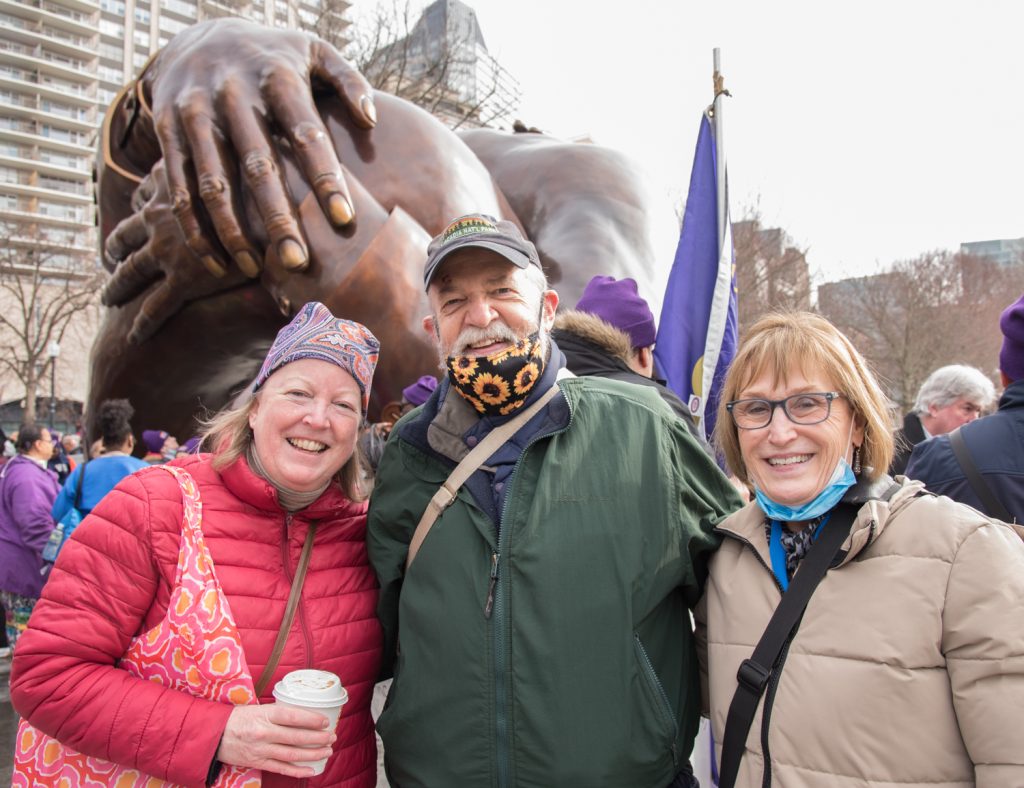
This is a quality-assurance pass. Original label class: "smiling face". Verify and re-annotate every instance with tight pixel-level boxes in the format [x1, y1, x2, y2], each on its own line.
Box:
[248, 358, 362, 492]
[422, 249, 558, 362]
[737, 366, 864, 507]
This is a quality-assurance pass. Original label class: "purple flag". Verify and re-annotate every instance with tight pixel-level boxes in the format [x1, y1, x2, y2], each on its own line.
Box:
[654, 113, 738, 442]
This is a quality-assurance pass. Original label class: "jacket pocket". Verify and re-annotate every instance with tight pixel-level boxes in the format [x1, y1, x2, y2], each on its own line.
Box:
[634, 632, 680, 769]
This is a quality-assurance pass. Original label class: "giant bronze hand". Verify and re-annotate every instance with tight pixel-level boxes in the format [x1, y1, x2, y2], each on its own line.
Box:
[130, 18, 376, 278]
[102, 160, 251, 345]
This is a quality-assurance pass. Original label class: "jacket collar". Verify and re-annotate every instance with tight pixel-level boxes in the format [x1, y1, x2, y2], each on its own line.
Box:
[999, 378, 1024, 411]
[207, 453, 365, 520]
[718, 475, 925, 569]
[1, 453, 57, 482]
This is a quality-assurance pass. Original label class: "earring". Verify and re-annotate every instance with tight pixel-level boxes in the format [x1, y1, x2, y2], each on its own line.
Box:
[852, 444, 863, 475]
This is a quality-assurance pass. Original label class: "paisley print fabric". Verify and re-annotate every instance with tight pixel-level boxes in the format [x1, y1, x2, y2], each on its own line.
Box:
[13, 466, 261, 788]
[253, 301, 379, 412]
[446, 332, 546, 417]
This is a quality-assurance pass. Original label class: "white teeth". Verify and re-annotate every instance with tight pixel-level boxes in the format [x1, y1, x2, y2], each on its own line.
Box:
[288, 438, 327, 453]
[768, 455, 811, 466]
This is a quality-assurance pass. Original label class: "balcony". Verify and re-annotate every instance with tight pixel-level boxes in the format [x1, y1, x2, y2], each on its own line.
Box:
[0, 94, 96, 133]
[0, 123, 94, 155]
[0, 15, 98, 62]
[0, 150, 91, 179]
[0, 205, 95, 239]
[0, 179, 92, 204]
[0, 61, 96, 105]
[0, 0, 97, 38]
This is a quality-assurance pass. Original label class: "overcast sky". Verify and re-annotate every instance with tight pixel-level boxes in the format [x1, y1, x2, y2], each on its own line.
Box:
[356, 0, 1023, 285]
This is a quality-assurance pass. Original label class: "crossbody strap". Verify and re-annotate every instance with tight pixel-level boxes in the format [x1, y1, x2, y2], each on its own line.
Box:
[254, 521, 318, 696]
[948, 427, 1013, 522]
[405, 384, 561, 571]
[717, 502, 858, 788]
[73, 461, 87, 510]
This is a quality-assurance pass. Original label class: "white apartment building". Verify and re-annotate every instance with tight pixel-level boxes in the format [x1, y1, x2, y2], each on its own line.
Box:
[0, 0, 349, 424]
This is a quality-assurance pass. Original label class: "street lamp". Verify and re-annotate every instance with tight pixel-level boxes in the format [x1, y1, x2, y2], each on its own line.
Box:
[47, 340, 60, 429]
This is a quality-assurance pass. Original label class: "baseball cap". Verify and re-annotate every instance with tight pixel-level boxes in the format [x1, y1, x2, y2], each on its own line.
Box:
[423, 213, 541, 289]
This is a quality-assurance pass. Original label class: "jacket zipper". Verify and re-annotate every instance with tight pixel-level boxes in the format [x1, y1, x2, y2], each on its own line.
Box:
[633, 633, 679, 767]
[490, 400, 573, 788]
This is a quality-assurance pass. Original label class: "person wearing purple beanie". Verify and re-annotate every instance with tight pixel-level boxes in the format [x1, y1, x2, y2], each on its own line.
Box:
[553, 275, 707, 446]
[906, 292, 1024, 521]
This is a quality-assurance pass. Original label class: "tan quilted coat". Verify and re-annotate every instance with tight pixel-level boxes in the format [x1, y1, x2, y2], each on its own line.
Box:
[697, 479, 1024, 787]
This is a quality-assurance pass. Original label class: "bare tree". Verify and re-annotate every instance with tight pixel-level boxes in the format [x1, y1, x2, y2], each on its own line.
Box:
[733, 204, 812, 329]
[346, 0, 518, 130]
[0, 223, 103, 424]
[818, 250, 1021, 411]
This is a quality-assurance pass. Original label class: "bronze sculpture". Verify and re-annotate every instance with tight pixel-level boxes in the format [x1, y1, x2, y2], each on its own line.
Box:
[93, 19, 673, 439]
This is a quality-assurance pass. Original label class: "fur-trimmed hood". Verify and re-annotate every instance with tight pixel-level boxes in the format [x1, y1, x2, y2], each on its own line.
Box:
[553, 310, 634, 366]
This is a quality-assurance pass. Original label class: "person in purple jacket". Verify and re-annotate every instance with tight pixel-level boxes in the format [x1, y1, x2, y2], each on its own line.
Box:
[0, 422, 60, 652]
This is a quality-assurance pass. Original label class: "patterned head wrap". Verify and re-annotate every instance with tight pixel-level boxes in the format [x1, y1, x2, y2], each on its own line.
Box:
[254, 302, 380, 413]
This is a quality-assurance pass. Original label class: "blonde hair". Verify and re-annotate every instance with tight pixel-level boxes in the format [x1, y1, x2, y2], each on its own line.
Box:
[714, 311, 895, 483]
[199, 391, 370, 502]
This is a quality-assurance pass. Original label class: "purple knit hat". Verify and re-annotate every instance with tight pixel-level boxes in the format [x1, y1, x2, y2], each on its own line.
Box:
[575, 275, 657, 349]
[254, 302, 380, 412]
[142, 429, 169, 453]
[402, 375, 438, 406]
[1000, 293, 1024, 382]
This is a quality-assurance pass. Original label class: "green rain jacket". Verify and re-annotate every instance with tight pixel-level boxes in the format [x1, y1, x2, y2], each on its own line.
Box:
[368, 375, 742, 788]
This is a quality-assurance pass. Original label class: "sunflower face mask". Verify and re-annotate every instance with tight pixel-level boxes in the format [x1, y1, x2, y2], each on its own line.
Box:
[446, 332, 546, 417]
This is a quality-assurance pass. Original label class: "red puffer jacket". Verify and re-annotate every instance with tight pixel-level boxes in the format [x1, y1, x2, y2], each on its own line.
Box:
[10, 453, 382, 788]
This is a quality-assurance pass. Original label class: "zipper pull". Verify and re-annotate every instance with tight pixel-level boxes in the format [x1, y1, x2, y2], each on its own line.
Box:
[484, 551, 499, 619]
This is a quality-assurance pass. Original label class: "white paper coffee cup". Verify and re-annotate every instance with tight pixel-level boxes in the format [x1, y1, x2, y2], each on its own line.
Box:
[272, 669, 349, 775]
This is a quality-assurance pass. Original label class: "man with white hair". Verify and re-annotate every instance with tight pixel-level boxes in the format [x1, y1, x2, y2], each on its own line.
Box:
[890, 364, 996, 475]
[367, 213, 742, 787]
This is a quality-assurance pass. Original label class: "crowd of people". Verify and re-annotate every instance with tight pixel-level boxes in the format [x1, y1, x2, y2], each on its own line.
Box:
[1, 210, 1022, 787]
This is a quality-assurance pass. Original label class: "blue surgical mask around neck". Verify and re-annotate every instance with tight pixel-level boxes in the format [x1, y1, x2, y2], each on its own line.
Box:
[754, 457, 857, 523]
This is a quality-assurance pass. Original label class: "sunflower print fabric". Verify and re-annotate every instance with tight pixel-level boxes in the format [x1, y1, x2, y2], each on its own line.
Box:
[446, 333, 546, 417]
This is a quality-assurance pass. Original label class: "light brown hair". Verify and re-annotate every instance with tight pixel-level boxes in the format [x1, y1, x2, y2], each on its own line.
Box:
[714, 311, 895, 483]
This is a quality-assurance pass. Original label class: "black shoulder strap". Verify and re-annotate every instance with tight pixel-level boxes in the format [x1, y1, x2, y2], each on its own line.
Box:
[73, 461, 87, 510]
[717, 502, 859, 788]
[948, 427, 1013, 522]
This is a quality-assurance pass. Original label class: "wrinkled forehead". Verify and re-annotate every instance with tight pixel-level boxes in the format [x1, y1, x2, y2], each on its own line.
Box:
[430, 250, 525, 294]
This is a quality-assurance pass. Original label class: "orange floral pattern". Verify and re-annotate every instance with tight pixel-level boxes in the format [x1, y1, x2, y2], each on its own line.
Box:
[13, 466, 261, 788]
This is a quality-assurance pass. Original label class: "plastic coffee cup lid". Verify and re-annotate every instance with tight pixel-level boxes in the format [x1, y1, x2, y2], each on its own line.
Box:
[273, 669, 348, 708]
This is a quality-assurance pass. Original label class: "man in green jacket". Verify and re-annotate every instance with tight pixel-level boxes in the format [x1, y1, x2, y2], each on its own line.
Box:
[367, 213, 743, 787]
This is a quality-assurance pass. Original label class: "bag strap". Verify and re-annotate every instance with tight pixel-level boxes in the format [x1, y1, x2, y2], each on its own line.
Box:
[73, 461, 87, 510]
[254, 521, 318, 696]
[948, 427, 1013, 522]
[405, 384, 561, 571]
[717, 502, 858, 788]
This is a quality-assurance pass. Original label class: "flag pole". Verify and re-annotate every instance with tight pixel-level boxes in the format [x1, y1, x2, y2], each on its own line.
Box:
[712, 48, 727, 262]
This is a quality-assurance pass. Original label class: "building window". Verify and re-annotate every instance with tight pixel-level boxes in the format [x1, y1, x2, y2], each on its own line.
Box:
[99, 19, 124, 37]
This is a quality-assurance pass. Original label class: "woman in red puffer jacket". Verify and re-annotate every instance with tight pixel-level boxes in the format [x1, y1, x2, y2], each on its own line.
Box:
[11, 303, 383, 787]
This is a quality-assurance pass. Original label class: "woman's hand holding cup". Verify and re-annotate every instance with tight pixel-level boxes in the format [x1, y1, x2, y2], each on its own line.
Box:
[217, 703, 335, 778]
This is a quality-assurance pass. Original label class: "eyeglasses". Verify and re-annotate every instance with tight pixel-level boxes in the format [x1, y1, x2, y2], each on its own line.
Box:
[726, 392, 843, 430]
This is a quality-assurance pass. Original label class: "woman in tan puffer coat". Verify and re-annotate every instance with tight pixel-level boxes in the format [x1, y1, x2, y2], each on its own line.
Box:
[698, 312, 1024, 788]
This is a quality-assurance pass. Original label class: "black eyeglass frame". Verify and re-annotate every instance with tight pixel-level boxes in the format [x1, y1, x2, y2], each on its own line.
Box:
[725, 391, 843, 430]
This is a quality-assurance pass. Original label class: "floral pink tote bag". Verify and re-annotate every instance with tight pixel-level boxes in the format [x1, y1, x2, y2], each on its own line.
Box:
[13, 466, 261, 787]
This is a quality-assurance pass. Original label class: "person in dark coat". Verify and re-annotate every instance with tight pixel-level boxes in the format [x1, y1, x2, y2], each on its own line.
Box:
[890, 364, 995, 475]
[553, 275, 705, 445]
[0, 423, 59, 652]
[906, 294, 1024, 522]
